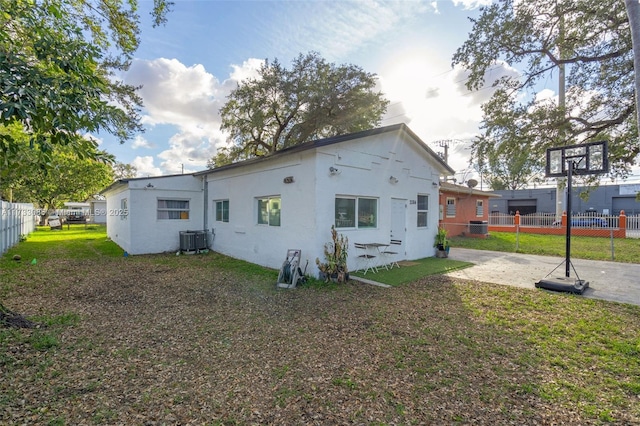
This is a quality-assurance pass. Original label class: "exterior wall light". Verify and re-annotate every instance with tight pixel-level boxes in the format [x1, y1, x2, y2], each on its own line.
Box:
[389, 176, 399, 184]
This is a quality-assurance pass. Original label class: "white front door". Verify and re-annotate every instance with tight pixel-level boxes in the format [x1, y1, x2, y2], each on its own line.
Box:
[390, 198, 407, 257]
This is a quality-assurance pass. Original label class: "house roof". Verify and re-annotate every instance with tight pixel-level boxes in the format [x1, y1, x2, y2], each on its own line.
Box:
[194, 123, 455, 177]
[439, 181, 501, 198]
[100, 124, 454, 197]
[100, 173, 192, 195]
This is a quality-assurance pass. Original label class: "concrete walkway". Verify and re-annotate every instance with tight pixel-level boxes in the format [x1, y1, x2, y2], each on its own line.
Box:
[445, 248, 640, 307]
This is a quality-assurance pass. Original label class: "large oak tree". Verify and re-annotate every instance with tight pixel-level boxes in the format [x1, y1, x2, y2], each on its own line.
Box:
[214, 52, 389, 166]
[0, 0, 172, 169]
[453, 0, 638, 185]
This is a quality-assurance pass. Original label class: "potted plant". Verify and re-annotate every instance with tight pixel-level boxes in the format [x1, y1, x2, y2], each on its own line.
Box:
[434, 227, 449, 258]
[316, 225, 349, 283]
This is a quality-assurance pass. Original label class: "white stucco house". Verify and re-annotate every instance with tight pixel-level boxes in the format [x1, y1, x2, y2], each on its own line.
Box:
[102, 174, 205, 254]
[102, 124, 455, 275]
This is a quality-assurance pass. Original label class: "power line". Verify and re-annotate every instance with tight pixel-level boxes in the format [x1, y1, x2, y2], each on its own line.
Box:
[430, 139, 469, 163]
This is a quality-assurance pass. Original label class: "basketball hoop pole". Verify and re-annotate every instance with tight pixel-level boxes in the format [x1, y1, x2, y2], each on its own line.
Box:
[538, 140, 607, 294]
[565, 160, 573, 278]
[536, 156, 587, 293]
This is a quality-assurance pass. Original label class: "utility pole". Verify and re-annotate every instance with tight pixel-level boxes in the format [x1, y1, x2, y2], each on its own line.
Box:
[432, 139, 467, 164]
[556, 2, 567, 220]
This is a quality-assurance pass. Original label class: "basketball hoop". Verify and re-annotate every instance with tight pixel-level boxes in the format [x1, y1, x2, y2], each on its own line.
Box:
[536, 141, 609, 295]
[545, 140, 608, 178]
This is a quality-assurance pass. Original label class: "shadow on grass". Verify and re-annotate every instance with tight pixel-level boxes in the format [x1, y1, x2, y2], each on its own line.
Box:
[350, 257, 473, 286]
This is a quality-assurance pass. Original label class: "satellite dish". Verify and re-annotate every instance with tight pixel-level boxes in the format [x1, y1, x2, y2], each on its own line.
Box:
[467, 179, 478, 188]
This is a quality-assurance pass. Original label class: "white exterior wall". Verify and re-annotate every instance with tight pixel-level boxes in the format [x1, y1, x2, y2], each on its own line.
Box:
[105, 175, 205, 255]
[206, 129, 444, 276]
[313, 131, 442, 272]
[105, 185, 132, 253]
[207, 151, 320, 271]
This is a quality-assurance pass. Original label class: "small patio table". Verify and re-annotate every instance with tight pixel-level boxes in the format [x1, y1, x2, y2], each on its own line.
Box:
[363, 243, 390, 271]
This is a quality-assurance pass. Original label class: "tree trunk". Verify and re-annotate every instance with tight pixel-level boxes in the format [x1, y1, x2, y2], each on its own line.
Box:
[0, 302, 40, 329]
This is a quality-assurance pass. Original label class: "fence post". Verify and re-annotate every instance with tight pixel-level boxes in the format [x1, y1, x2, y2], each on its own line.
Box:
[515, 210, 520, 251]
[620, 210, 627, 235]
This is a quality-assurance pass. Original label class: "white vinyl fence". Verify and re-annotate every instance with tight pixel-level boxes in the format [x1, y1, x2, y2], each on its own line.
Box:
[627, 214, 640, 238]
[1, 201, 37, 254]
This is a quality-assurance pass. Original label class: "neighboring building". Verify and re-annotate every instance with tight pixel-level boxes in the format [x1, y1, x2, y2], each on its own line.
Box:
[63, 202, 90, 213]
[102, 124, 455, 275]
[87, 195, 107, 224]
[438, 182, 501, 237]
[489, 184, 640, 216]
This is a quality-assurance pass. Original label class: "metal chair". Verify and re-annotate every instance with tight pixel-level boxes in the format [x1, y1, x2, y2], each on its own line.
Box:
[354, 243, 377, 274]
[381, 239, 401, 269]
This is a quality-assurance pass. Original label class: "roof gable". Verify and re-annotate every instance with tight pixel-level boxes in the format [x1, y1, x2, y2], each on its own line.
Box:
[195, 123, 455, 176]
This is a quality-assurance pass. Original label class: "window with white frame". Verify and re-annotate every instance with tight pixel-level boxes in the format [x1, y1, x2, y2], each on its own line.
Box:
[157, 199, 189, 220]
[446, 197, 456, 217]
[215, 199, 229, 222]
[335, 196, 378, 229]
[257, 196, 280, 226]
[417, 194, 429, 227]
[476, 200, 484, 217]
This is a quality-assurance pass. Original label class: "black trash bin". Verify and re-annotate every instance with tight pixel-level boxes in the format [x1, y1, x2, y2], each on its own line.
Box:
[469, 220, 488, 234]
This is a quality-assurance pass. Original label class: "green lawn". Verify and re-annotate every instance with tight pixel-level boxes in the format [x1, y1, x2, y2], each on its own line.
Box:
[350, 257, 472, 286]
[2, 224, 122, 264]
[450, 231, 639, 263]
[1, 226, 640, 424]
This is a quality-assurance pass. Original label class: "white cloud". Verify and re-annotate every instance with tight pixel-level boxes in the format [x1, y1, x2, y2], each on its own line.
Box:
[131, 135, 156, 150]
[132, 156, 163, 177]
[379, 60, 508, 142]
[125, 58, 223, 129]
[450, 61, 521, 105]
[268, 1, 434, 61]
[452, 0, 493, 9]
[377, 57, 524, 177]
[123, 57, 267, 174]
[229, 58, 263, 83]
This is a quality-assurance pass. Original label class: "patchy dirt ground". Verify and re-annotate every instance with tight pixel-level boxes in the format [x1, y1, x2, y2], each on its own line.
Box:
[1, 253, 638, 425]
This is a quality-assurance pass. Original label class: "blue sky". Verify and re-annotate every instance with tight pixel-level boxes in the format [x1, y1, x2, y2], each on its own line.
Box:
[95, 0, 513, 180]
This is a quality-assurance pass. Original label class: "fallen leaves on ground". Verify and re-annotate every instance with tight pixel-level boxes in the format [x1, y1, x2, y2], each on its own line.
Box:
[1, 253, 638, 425]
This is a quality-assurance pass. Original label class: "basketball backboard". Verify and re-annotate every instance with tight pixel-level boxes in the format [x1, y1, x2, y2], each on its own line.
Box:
[545, 141, 608, 177]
